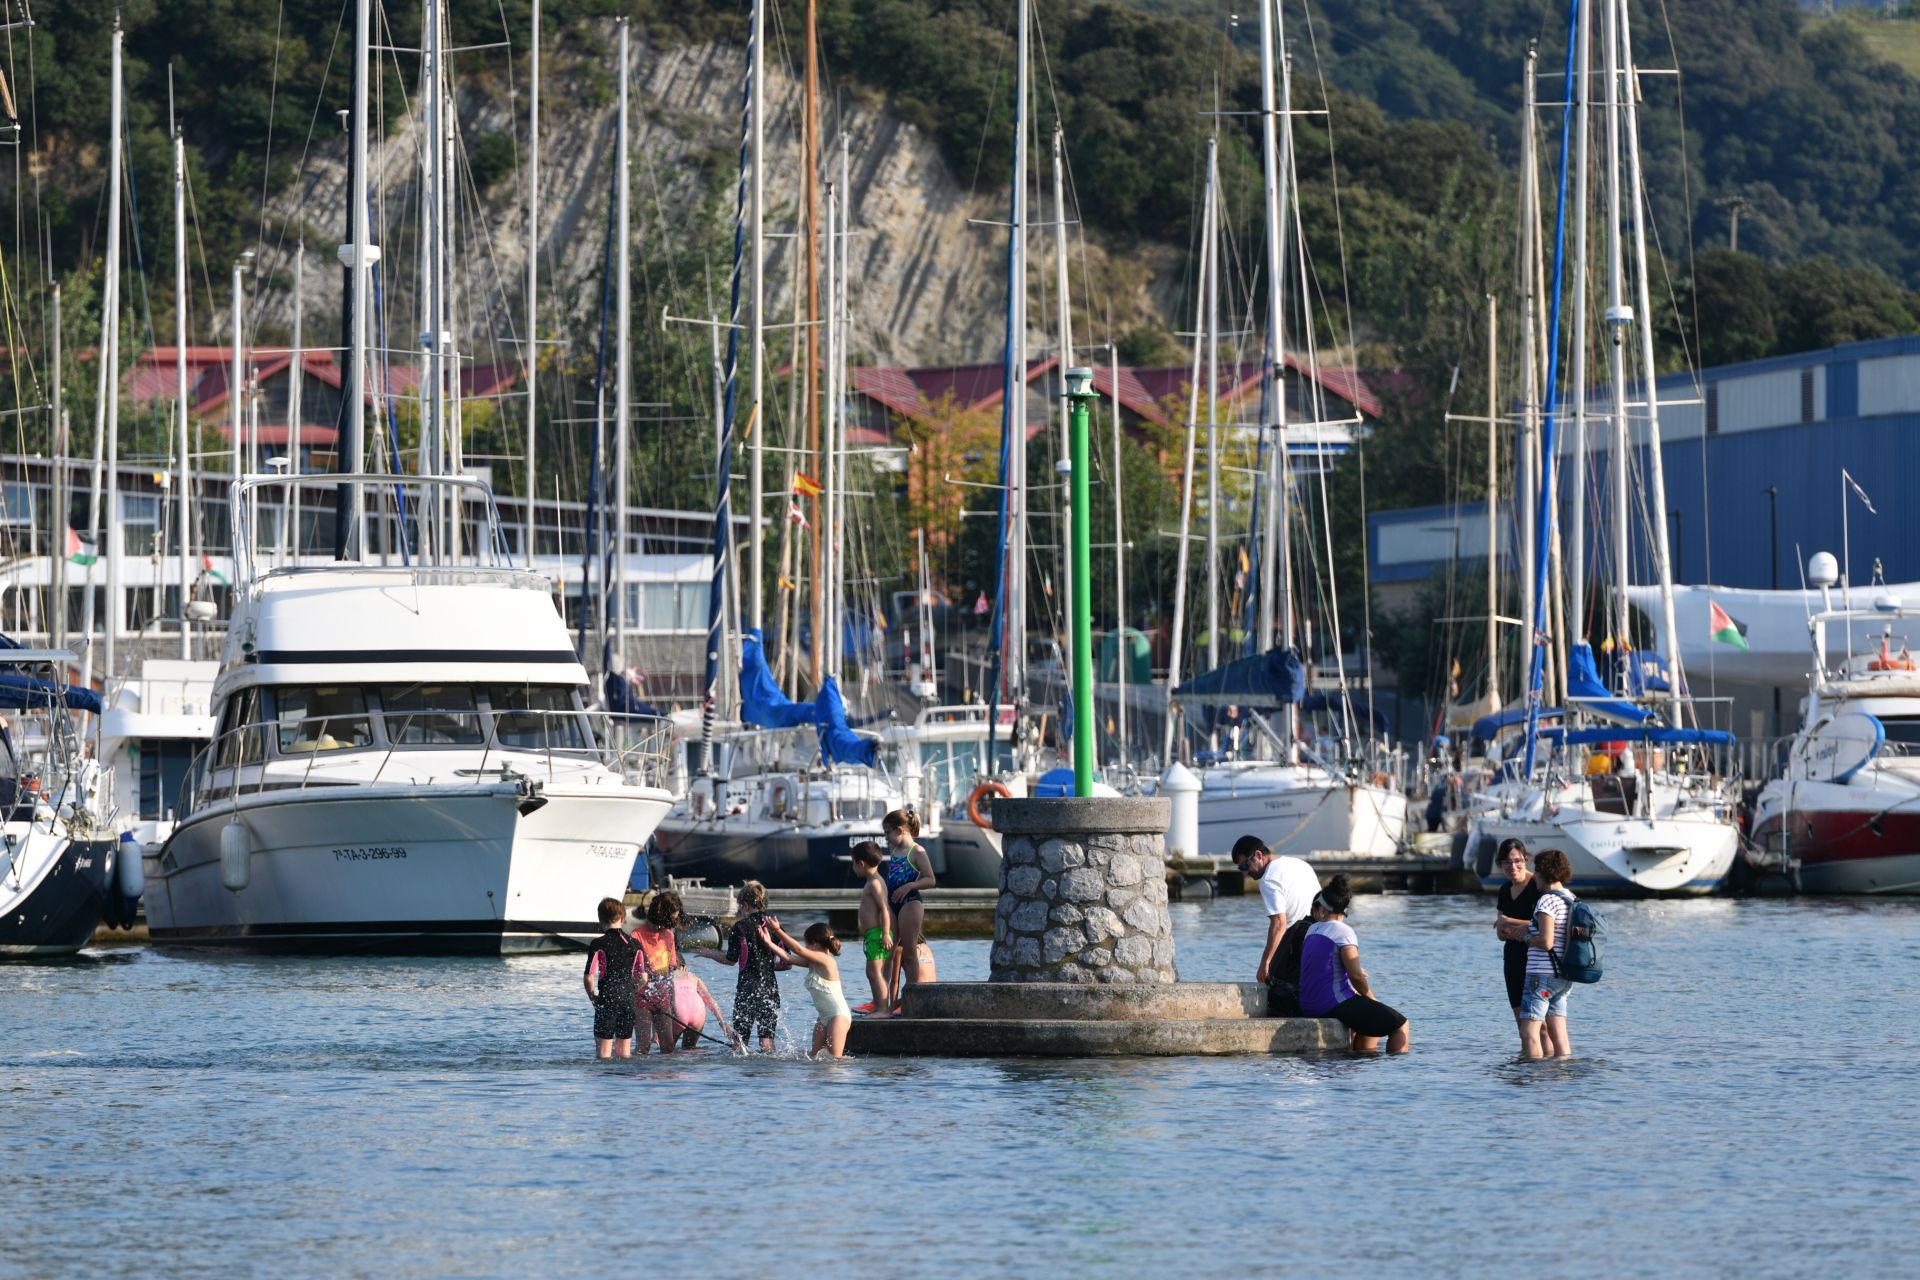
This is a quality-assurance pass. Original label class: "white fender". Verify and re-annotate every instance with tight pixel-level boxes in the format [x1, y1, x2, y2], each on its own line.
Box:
[219, 819, 251, 892]
[116, 830, 144, 899]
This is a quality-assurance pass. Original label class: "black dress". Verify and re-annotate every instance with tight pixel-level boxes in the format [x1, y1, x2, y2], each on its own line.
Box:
[1497, 878, 1544, 1009]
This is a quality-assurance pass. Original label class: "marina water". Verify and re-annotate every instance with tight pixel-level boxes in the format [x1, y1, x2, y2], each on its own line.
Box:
[7, 895, 1916, 1277]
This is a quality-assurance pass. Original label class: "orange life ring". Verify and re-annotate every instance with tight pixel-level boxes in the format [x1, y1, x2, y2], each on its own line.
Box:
[967, 780, 1013, 827]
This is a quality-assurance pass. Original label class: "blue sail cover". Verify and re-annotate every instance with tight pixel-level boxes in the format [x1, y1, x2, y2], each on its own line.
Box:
[739, 628, 817, 729]
[1474, 706, 1563, 741]
[1566, 643, 1653, 725]
[814, 676, 876, 767]
[0, 673, 102, 715]
[1174, 646, 1306, 708]
[1560, 726, 1733, 747]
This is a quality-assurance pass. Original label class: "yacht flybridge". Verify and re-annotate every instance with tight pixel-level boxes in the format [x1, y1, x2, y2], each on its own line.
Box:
[143, 474, 675, 952]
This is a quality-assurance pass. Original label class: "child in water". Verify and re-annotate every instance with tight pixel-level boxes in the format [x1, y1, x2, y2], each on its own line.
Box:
[690, 880, 786, 1053]
[850, 841, 892, 1015]
[582, 896, 641, 1059]
[760, 917, 853, 1059]
[631, 891, 685, 1054]
[668, 968, 742, 1052]
[879, 809, 935, 1010]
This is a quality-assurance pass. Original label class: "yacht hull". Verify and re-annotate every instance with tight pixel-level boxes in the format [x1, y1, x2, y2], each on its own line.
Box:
[0, 834, 119, 958]
[937, 818, 1004, 889]
[1472, 810, 1737, 896]
[1750, 804, 1920, 895]
[145, 783, 671, 953]
[1193, 768, 1409, 859]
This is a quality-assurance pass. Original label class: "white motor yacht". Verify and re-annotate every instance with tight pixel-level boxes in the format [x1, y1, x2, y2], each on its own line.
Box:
[144, 475, 675, 953]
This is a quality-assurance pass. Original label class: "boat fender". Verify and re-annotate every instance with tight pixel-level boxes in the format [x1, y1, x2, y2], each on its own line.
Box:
[967, 780, 1013, 828]
[219, 819, 251, 893]
[116, 829, 144, 900]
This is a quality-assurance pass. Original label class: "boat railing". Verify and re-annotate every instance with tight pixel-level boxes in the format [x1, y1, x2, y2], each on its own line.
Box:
[229, 472, 516, 581]
[181, 707, 673, 814]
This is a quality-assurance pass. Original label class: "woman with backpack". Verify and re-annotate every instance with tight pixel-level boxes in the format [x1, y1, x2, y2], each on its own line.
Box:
[1520, 848, 1577, 1060]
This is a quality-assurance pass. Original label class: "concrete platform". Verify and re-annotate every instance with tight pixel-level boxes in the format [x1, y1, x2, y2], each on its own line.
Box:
[843, 982, 1344, 1057]
[846, 1014, 1341, 1057]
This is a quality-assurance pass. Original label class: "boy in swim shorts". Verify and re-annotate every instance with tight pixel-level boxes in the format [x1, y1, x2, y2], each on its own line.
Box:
[850, 841, 892, 1015]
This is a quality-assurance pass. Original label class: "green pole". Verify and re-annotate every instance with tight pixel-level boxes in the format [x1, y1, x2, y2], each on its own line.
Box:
[1065, 367, 1098, 797]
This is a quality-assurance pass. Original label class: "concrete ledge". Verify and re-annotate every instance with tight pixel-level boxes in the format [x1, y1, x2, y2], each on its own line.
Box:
[845, 1015, 1342, 1057]
[992, 795, 1172, 836]
[904, 981, 1265, 1022]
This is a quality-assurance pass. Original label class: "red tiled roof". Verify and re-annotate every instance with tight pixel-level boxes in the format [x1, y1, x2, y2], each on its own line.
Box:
[1124, 359, 1382, 419]
[122, 348, 520, 418]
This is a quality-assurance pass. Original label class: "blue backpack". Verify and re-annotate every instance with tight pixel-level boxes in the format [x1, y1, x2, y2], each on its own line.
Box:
[1546, 888, 1606, 984]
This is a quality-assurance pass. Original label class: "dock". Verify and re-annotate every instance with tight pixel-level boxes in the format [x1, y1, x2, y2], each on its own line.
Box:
[765, 887, 999, 936]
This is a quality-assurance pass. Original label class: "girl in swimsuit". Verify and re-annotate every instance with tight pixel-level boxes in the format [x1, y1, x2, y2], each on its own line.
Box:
[760, 918, 852, 1059]
[631, 891, 685, 1053]
[880, 809, 935, 1009]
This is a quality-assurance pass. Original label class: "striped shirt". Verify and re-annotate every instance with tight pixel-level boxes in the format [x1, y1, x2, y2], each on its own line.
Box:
[1525, 889, 1572, 977]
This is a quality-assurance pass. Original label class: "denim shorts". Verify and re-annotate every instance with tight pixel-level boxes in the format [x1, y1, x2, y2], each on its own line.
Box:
[1519, 972, 1572, 1022]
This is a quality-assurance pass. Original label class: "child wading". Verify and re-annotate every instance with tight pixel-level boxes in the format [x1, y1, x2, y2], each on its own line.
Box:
[879, 810, 935, 1009]
[582, 896, 642, 1059]
[850, 842, 893, 1014]
[632, 892, 686, 1054]
[761, 918, 853, 1059]
[690, 880, 786, 1052]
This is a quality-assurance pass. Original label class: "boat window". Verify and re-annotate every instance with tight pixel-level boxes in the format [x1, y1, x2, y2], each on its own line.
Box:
[276, 685, 375, 754]
[381, 684, 485, 745]
[486, 683, 589, 750]
[217, 688, 270, 766]
[1879, 717, 1920, 748]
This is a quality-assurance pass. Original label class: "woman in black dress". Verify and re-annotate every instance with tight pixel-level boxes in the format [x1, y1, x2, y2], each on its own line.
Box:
[1491, 838, 1541, 1048]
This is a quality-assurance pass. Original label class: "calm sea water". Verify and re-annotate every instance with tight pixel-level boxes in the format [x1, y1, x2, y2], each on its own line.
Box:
[6, 892, 1917, 1279]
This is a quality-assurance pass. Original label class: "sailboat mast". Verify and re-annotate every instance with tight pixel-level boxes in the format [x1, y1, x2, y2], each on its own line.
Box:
[174, 128, 192, 656]
[1203, 135, 1221, 717]
[1486, 294, 1500, 711]
[1256, 7, 1296, 756]
[50, 283, 64, 653]
[1618, 0, 1684, 720]
[1004, 0, 1031, 706]
[524, 0, 540, 568]
[1567, 0, 1591, 644]
[614, 18, 631, 674]
[340, 0, 372, 560]
[1518, 49, 1540, 709]
[804, 0, 823, 689]
[822, 178, 839, 683]
[1602, 0, 1632, 661]
[103, 22, 124, 683]
[1164, 135, 1215, 766]
[748, 0, 766, 633]
[1110, 342, 1126, 769]
[290, 240, 304, 557]
[1051, 126, 1074, 677]
[835, 132, 851, 683]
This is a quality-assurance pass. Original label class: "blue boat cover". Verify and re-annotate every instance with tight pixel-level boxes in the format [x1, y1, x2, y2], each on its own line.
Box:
[1566, 643, 1652, 724]
[814, 676, 876, 767]
[1173, 646, 1306, 708]
[0, 672, 102, 715]
[1473, 706, 1564, 740]
[1559, 726, 1734, 747]
[739, 628, 818, 729]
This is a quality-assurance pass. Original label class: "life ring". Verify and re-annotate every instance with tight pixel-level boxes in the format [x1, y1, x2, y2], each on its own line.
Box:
[967, 780, 1013, 827]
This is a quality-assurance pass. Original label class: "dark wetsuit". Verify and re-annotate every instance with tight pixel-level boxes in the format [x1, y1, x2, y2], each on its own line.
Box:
[585, 928, 641, 1040]
[1498, 877, 1544, 1009]
[724, 911, 781, 1043]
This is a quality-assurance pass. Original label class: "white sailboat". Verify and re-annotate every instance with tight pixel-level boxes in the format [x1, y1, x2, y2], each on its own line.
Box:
[1467, 0, 1737, 896]
[142, 0, 674, 951]
[1165, 0, 1408, 861]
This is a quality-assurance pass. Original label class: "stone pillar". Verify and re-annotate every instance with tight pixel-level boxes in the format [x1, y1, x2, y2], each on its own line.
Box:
[990, 796, 1176, 984]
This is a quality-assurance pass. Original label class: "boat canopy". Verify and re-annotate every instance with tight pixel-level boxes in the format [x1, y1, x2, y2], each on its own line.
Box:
[739, 628, 818, 729]
[1553, 725, 1735, 747]
[814, 676, 876, 767]
[0, 673, 102, 715]
[1173, 646, 1305, 708]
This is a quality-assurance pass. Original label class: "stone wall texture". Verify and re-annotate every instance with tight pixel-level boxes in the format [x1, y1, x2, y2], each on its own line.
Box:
[990, 798, 1176, 984]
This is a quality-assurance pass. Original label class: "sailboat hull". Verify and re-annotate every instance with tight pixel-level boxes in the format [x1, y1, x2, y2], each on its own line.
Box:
[0, 832, 120, 958]
[1472, 807, 1737, 896]
[1192, 765, 1409, 858]
[145, 783, 670, 953]
[652, 818, 949, 890]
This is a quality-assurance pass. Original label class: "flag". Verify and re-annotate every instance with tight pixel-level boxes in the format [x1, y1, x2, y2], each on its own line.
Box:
[1709, 600, 1749, 651]
[787, 502, 809, 529]
[973, 592, 991, 616]
[778, 575, 798, 592]
[1843, 470, 1877, 515]
[793, 472, 823, 498]
[64, 526, 97, 567]
[202, 553, 229, 586]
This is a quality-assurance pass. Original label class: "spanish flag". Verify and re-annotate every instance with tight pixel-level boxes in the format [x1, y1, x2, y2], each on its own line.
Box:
[793, 472, 823, 498]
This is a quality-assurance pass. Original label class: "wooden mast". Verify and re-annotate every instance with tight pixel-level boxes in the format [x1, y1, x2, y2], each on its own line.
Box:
[803, 0, 824, 688]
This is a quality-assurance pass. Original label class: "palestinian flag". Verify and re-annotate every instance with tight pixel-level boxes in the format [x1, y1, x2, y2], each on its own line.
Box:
[792, 472, 823, 498]
[1709, 600, 1749, 651]
[202, 554, 229, 586]
[64, 526, 97, 567]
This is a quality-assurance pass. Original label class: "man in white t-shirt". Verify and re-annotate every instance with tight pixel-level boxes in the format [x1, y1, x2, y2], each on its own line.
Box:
[1230, 834, 1323, 984]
